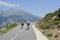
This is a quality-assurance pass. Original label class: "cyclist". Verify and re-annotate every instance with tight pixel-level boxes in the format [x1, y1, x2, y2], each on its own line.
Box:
[20, 21, 24, 29]
[26, 21, 30, 30]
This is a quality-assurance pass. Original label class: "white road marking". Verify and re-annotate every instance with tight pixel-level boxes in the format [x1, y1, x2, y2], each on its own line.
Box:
[11, 30, 23, 40]
[32, 25, 49, 40]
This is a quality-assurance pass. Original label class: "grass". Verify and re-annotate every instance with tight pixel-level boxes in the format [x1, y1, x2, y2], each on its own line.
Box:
[0, 23, 18, 35]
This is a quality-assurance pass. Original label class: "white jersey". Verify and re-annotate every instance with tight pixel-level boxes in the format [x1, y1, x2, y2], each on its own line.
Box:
[27, 21, 30, 23]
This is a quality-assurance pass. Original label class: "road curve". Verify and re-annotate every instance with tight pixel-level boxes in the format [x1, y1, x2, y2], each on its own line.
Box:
[0, 23, 49, 40]
[0, 23, 36, 40]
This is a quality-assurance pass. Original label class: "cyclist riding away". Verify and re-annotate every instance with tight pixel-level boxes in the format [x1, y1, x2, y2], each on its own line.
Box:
[20, 21, 24, 29]
[26, 21, 30, 30]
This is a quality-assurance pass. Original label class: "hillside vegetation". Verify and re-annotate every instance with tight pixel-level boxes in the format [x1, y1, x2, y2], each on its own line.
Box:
[36, 9, 60, 40]
[0, 23, 17, 35]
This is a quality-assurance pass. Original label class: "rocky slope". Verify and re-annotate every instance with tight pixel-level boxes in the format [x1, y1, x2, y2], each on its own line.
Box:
[36, 9, 60, 40]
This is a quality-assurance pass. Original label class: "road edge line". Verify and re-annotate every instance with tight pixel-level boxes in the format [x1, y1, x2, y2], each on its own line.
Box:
[32, 25, 49, 40]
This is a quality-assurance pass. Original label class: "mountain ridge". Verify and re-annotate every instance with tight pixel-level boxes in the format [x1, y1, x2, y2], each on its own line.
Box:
[0, 9, 40, 29]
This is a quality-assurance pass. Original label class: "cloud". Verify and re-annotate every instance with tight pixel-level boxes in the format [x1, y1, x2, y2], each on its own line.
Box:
[0, 1, 20, 8]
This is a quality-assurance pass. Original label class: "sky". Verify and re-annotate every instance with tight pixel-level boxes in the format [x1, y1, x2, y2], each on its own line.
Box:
[0, 0, 60, 17]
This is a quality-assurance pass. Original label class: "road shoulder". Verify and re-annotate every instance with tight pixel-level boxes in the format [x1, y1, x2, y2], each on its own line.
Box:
[32, 25, 49, 40]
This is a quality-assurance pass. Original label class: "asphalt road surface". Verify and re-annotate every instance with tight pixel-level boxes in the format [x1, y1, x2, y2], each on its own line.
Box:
[0, 23, 37, 40]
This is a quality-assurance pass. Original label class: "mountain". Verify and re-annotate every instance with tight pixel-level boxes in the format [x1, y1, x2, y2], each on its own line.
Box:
[1, 9, 40, 22]
[0, 9, 40, 29]
[7, 15, 26, 23]
[0, 15, 6, 24]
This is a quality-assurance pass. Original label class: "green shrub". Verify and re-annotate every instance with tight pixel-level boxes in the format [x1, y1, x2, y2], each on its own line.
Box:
[40, 22, 51, 29]
[6, 23, 17, 30]
[47, 33, 53, 37]
[0, 23, 18, 35]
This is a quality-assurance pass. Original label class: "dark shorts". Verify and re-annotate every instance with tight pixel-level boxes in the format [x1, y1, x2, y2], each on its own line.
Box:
[27, 23, 30, 25]
[21, 24, 24, 26]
